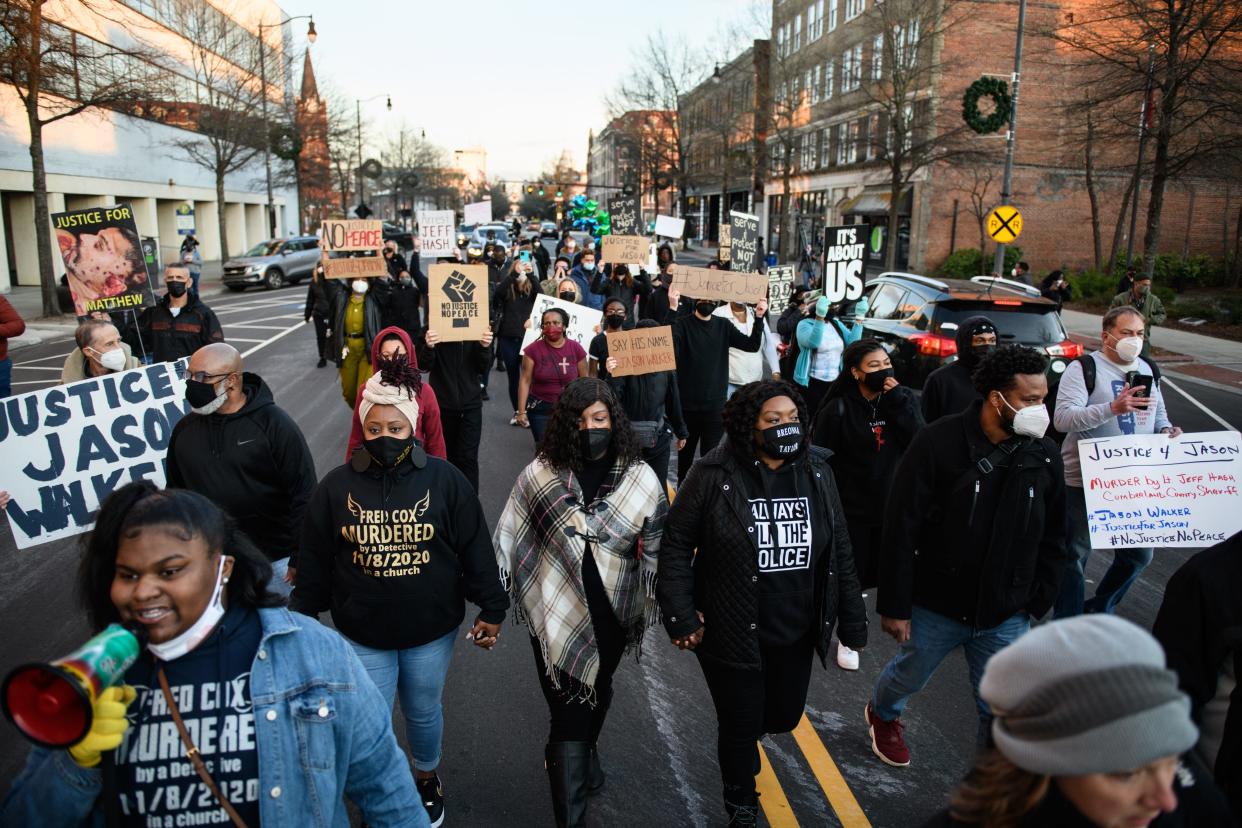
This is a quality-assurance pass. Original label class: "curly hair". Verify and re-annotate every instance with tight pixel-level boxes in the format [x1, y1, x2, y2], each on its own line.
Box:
[721, 379, 810, 464]
[78, 482, 284, 632]
[972, 344, 1050, 396]
[536, 378, 642, 473]
[375, 333, 421, 396]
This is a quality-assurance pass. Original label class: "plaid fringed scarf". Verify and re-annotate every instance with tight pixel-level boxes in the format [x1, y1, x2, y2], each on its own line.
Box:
[493, 456, 667, 704]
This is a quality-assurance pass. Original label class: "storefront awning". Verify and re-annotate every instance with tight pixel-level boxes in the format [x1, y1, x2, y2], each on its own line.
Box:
[839, 188, 911, 216]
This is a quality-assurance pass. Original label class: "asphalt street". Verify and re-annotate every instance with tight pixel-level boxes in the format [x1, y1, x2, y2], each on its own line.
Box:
[1, 261, 1240, 827]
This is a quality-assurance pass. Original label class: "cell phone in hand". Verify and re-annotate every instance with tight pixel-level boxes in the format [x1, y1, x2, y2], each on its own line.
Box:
[1126, 372, 1154, 397]
[520, 251, 531, 263]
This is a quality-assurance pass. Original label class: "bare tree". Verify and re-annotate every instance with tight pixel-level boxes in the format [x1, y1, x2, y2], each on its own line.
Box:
[765, 42, 812, 261]
[1053, 0, 1242, 276]
[167, 0, 268, 261]
[0, 0, 166, 316]
[686, 77, 756, 239]
[953, 167, 998, 272]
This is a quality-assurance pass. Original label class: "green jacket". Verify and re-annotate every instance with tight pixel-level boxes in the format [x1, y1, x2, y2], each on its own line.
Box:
[1108, 290, 1167, 340]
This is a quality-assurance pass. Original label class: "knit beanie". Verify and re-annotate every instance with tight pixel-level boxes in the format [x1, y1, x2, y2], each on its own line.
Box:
[980, 614, 1197, 776]
[358, 372, 420, 432]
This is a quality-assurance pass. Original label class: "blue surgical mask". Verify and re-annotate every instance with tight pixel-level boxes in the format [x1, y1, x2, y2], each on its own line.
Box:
[582, 262, 596, 272]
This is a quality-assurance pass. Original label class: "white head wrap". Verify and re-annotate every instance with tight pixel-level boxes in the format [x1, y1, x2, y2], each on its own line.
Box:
[357, 371, 419, 432]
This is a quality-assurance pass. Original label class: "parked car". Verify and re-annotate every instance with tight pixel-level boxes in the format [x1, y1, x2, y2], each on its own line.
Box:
[467, 226, 512, 258]
[456, 225, 472, 248]
[850, 272, 1083, 388]
[540, 221, 558, 238]
[382, 221, 413, 250]
[222, 236, 320, 291]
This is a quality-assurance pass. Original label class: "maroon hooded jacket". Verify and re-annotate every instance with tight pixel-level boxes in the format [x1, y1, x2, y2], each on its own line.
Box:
[346, 325, 447, 460]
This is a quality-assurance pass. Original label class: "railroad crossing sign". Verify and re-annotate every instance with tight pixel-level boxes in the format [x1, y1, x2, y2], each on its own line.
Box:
[987, 205, 1023, 243]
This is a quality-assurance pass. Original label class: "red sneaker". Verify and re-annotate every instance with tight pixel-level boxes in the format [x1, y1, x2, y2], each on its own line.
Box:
[866, 702, 911, 767]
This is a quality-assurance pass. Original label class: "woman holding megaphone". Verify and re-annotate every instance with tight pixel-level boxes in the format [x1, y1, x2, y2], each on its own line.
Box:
[1, 482, 428, 828]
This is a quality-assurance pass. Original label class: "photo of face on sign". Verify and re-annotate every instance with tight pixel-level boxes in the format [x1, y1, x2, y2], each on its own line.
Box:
[55, 218, 148, 317]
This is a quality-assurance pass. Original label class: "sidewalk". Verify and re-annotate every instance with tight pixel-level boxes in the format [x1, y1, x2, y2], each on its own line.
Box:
[1061, 308, 1242, 395]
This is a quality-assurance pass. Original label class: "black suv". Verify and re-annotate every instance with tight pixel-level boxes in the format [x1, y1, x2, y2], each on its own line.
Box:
[851, 272, 1082, 388]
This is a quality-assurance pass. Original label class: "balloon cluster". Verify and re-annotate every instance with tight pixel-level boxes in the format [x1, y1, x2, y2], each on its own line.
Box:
[568, 194, 612, 237]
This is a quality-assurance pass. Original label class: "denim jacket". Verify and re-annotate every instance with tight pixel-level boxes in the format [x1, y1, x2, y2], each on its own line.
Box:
[1, 608, 428, 828]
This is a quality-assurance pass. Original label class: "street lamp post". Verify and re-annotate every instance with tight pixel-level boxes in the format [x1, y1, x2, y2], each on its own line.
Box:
[992, 0, 1026, 278]
[257, 14, 316, 239]
[354, 94, 391, 216]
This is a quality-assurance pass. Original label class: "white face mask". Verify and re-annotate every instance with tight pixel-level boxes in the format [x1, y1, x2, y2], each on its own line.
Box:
[1109, 333, 1143, 364]
[92, 347, 127, 372]
[998, 394, 1050, 439]
[147, 556, 228, 662]
[352, 280, 369, 295]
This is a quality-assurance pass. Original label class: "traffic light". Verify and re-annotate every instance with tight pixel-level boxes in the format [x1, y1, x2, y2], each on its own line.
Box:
[555, 188, 563, 198]
[525, 184, 535, 194]
[537, 186, 545, 196]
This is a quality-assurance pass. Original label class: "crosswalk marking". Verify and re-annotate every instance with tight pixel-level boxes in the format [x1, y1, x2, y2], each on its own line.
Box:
[792, 716, 872, 827]
[757, 745, 800, 826]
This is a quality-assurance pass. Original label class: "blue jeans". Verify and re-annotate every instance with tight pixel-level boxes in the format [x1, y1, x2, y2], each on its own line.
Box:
[1052, 486, 1154, 618]
[873, 606, 1029, 736]
[528, 398, 553, 445]
[347, 628, 458, 771]
[189, 269, 201, 296]
[268, 555, 293, 598]
[0, 357, 10, 398]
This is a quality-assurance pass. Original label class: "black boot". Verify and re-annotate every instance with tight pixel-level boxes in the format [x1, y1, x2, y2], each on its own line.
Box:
[545, 742, 590, 828]
[723, 784, 759, 827]
[587, 744, 605, 794]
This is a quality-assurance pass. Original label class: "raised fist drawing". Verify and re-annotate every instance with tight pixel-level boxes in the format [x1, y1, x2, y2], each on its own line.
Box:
[444, 270, 475, 302]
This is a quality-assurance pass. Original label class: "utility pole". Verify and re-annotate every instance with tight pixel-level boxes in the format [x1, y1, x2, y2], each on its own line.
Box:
[992, 0, 1027, 278]
[257, 15, 316, 239]
[1124, 43, 1157, 274]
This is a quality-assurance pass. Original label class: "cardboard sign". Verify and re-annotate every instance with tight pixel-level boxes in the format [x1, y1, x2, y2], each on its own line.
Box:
[520, 294, 602, 357]
[322, 254, 387, 279]
[654, 214, 685, 239]
[606, 326, 676, 377]
[602, 235, 648, 265]
[768, 265, 795, 308]
[729, 211, 760, 273]
[464, 200, 493, 226]
[1079, 432, 1242, 549]
[610, 196, 640, 236]
[53, 203, 155, 317]
[320, 219, 383, 252]
[428, 264, 490, 341]
[821, 224, 867, 302]
[719, 223, 732, 263]
[1, 361, 189, 549]
[417, 210, 455, 259]
[670, 264, 768, 304]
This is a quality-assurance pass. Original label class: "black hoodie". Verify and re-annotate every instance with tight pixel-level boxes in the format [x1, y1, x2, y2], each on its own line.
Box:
[291, 445, 509, 649]
[131, 292, 224, 364]
[166, 373, 316, 561]
[919, 315, 996, 422]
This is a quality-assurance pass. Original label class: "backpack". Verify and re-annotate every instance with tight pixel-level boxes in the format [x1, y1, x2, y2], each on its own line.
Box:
[1048, 354, 1162, 444]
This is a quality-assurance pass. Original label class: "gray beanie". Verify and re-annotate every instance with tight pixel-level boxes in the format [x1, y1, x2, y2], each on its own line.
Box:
[980, 614, 1197, 776]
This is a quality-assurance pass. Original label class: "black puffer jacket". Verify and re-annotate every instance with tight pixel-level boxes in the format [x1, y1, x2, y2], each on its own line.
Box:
[328, 281, 387, 365]
[658, 441, 867, 670]
[919, 315, 995, 422]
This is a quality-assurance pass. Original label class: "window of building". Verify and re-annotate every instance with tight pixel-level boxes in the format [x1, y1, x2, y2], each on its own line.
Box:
[873, 33, 884, 79]
[824, 60, 834, 99]
[793, 13, 802, 51]
[809, 0, 825, 40]
[845, 0, 865, 21]
[811, 64, 822, 104]
[828, 0, 839, 31]
[776, 25, 786, 57]
[841, 44, 863, 91]
[905, 18, 920, 67]
[820, 127, 832, 167]
[807, 132, 819, 168]
[835, 123, 848, 165]
[777, 80, 787, 104]
[770, 143, 782, 176]
[847, 120, 860, 163]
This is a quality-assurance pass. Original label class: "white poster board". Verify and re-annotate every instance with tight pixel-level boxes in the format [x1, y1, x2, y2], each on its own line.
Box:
[417, 210, 455, 259]
[520, 294, 602, 359]
[464, 200, 493, 227]
[1, 361, 189, 549]
[1079, 431, 1242, 549]
[654, 215, 685, 239]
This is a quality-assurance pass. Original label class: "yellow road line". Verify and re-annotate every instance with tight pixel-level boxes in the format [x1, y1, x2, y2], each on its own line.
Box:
[792, 715, 872, 827]
[756, 744, 800, 827]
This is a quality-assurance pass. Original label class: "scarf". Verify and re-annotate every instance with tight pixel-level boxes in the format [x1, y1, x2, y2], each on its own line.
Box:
[493, 456, 667, 703]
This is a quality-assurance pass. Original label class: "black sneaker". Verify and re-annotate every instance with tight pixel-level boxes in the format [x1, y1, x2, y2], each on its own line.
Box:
[316, 358, 327, 368]
[416, 774, 445, 827]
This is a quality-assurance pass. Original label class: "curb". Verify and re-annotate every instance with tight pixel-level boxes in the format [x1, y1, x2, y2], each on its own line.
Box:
[9, 325, 78, 351]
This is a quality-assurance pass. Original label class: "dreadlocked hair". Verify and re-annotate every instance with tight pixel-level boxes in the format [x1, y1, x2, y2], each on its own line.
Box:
[374, 334, 421, 396]
[536, 378, 642, 473]
[721, 380, 810, 465]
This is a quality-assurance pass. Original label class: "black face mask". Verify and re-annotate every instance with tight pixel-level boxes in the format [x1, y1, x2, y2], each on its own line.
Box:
[559, 292, 576, 302]
[758, 422, 803, 458]
[365, 434, 414, 469]
[167, 282, 187, 298]
[605, 313, 625, 329]
[972, 343, 997, 362]
[184, 378, 223, 410]
[862, 367, 894, 393]
[579, 428, 611, 460]
[695, 301, 716, 317]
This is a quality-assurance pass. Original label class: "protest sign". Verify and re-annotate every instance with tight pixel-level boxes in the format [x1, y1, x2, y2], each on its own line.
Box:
[464, 200, 493, 226]
[602, 235, 648, 265]
[417, 210, 455, 258]
[428, 264, 490, 341]
[321, 254, 387, 279]
[606, 326, 676, 377]
[1079, 432, 1242, 549]
[610, 196, 640, 236]
[521, 294, 602, 357]
[729, 211, 760, 273]
[1, 361, 189, 549]
[670, 264, 768, 304]
[320, 219, 383, 252]
[53, 203, 154, 317]
[767, 265, 795, 308]
[654, 215, 685, 239]
[821, 224, 868, 302]
[719, 223, 731, 263]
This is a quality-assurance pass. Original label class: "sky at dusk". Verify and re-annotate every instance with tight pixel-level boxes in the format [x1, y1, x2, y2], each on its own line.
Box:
[291, 0, 765, 180]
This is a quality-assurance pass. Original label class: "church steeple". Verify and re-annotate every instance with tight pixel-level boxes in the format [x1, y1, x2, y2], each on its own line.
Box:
[299, 49, 320, 102]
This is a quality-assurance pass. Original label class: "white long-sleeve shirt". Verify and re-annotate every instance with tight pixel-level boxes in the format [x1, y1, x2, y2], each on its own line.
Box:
[1053, 350, 1172, 487]
[713, 304, 780, 385]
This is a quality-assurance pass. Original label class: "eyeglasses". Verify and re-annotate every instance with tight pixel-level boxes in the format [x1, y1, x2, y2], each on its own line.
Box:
[188, 371, 232, 384]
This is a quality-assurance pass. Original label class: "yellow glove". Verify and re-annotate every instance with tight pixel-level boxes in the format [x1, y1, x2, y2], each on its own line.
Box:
[68, 685, 137, 768]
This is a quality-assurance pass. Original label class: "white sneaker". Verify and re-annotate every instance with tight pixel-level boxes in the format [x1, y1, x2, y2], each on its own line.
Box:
[836, 642, 860, 671]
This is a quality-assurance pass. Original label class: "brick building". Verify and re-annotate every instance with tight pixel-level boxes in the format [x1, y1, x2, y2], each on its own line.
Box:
[587, 110, 676, 222]
[763, 0, 1238, 276]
